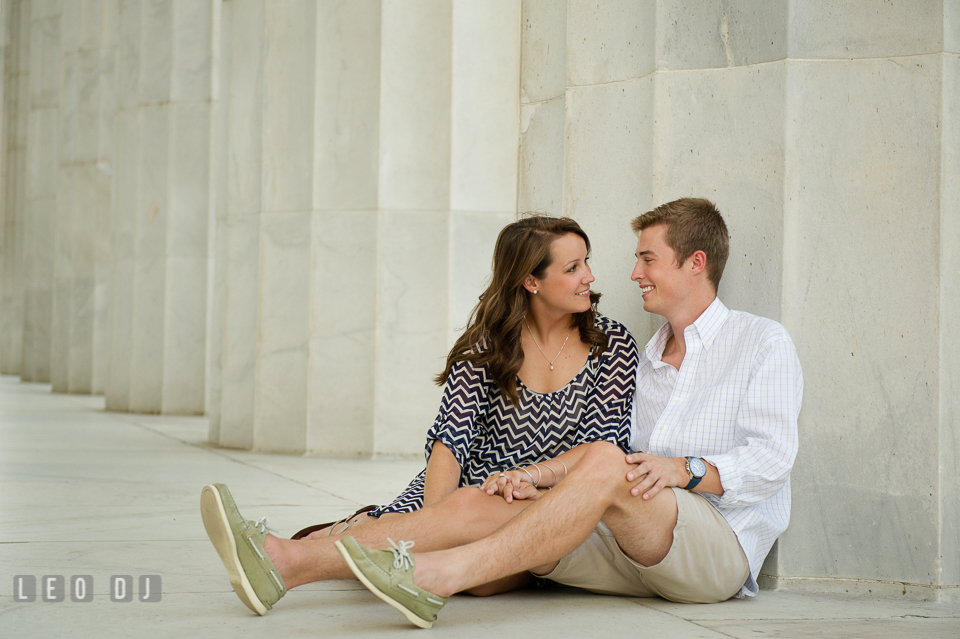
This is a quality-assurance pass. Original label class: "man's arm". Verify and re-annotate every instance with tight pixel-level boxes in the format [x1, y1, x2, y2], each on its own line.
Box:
[624, 335, 802, 504]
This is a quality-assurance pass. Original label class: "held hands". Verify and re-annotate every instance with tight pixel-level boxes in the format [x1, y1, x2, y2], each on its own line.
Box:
[480, 469, 542, 503]
[624, 453, 688, 500]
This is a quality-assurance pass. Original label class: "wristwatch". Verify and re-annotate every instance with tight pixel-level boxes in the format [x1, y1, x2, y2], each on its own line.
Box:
[684, 456, 707, 491]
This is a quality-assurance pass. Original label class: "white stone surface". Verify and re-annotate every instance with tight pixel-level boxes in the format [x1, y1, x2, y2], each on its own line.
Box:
[780, 55, 943, 585]
[307, 210, 378, 455]
[519, 0, 566, 104]
[450, 0, 520, 213]
[938, 51, 960, 588]
[378, 0, 451, 210]
[653, 63, 786, 321]
[518, 94, 564, 216]
[563, 76, 653, 339]
[567, 0, 655, 86]
[656, 0, 787, 69]
[374, 209, 448, 455]
[788, 0, 943, 59]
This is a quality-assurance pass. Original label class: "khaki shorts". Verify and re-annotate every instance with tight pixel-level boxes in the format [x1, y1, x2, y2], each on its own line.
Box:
[539, 487, 749, 603]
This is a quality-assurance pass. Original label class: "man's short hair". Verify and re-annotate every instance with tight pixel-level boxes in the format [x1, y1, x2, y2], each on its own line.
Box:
[631, 198, 730, 291]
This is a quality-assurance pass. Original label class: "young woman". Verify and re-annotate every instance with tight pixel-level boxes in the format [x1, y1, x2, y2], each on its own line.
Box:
[292, 216, 638, 540]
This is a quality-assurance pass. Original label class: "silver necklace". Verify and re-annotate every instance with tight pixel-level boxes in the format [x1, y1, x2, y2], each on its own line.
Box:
[524, 318, 572, 371]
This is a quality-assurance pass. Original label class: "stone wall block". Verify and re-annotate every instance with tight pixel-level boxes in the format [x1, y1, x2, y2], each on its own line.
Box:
[307, 210, 378, 455]
[138, 0, 171, 104]
[161, 256, 207, 414]
[254, 211, 311, 452]
[167, 101, 210, 258]
[566, 0, 655, 86]
[215, 214, 259, 449]
[313, 0, 381, 211]
[518, 94, 564, 216]
[377, 0, 452, 210]
[656, 0, 787, 70]
[170, 0, 212, 102]
[780, 57, 942, 585]
[449, 0, 519, 213]
[520, 0, 565, 103]
[788, 0, 942, 59]
[939, 51, 960, 588]
[261, 0, 315, 213]
[653, 64, 786, 320]
[563, 78, 652, 339]
[374, 209, 448, 455]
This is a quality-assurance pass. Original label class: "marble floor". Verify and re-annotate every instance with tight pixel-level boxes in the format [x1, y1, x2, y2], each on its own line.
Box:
[2, 375, 958, 638]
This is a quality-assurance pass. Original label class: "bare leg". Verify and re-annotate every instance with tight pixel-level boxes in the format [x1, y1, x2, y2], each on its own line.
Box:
[265, 486, 538, 588]
[301, 512, 389, 540]
[408, 441, 679, 597]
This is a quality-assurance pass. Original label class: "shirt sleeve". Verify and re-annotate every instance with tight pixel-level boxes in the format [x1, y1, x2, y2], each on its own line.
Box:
[702, 337, 803, 509]
[424, 358, 492, 468]
[573, 320, 639, 452]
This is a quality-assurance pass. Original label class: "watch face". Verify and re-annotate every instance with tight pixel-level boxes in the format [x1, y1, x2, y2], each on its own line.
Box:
[690, 457, 707, 478]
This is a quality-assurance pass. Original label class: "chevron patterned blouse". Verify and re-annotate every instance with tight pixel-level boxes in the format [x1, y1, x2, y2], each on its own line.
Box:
[372, 315, 639, 516]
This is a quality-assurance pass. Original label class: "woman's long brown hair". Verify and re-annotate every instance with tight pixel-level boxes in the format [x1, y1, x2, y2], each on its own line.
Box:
[435, 216, 608, 405]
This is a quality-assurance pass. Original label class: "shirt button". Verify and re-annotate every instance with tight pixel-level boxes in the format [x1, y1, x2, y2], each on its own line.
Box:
[668, 371, 674, 378]
[674, 398, 680, 403]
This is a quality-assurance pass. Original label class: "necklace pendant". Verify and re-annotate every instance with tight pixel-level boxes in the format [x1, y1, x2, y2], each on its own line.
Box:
[549, 364, 554, 371]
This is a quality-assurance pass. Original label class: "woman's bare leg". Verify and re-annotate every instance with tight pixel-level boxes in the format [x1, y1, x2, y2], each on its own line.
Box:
[301, 512, 389, 540]
[264, 487, 537, 588]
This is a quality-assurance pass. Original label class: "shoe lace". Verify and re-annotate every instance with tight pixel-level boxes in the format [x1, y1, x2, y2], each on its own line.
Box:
[386, 538, 416, 571]
[253, 517, 277, 535]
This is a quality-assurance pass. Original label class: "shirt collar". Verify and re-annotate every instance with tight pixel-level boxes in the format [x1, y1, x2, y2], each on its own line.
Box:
[644, 297, 729, 363]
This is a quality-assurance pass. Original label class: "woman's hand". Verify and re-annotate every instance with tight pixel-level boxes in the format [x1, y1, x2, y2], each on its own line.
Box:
[480, 469, 541, 503]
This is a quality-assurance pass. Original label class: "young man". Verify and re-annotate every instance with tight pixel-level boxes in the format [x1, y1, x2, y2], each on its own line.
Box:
[333, 197, 803, 627]
[201, 198, 802, 628]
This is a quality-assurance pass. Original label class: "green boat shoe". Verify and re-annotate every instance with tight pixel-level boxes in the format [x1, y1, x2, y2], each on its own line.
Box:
[200, 483, 286, 615]
[335, 536, 448, 629]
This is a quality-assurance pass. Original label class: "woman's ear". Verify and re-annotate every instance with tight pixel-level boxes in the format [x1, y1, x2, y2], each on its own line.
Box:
[523, 274, 539, 294]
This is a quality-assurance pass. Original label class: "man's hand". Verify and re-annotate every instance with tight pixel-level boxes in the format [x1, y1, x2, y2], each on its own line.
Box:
[624, 453, 689, 500]
[480, 469, 542, 503]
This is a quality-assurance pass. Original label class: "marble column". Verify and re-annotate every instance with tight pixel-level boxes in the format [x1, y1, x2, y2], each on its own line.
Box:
[20, 0, 60, 383]
[0, 0, 31, 376]
[105, 0, 213, 414]
[49, 0, 116, 394]
[210, 0, 382, 453]
[210, 0, 521, 455]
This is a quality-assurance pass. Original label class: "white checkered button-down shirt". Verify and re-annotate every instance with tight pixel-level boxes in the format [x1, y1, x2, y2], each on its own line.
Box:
[630, 297, 803, 597]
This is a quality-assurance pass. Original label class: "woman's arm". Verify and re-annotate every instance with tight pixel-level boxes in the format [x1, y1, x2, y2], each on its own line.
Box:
[479, 445, 589, 502]
[422, 440, 462, 507]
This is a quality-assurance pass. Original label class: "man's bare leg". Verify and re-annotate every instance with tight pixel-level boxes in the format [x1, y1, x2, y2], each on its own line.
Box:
[405, 441, 679, 597]
[263, 486, 537, 588]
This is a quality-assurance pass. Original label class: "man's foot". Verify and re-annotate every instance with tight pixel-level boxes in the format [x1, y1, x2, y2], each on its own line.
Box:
[200, 484, 287, 615]
[335, 536, 448, 629]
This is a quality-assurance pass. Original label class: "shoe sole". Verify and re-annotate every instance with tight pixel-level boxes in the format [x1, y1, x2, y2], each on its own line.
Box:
[335, 540, 434, 629]
[200, 485, 268, 616]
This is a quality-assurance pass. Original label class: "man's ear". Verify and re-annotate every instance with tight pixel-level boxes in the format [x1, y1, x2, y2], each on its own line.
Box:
[688, 250, 708, 276]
